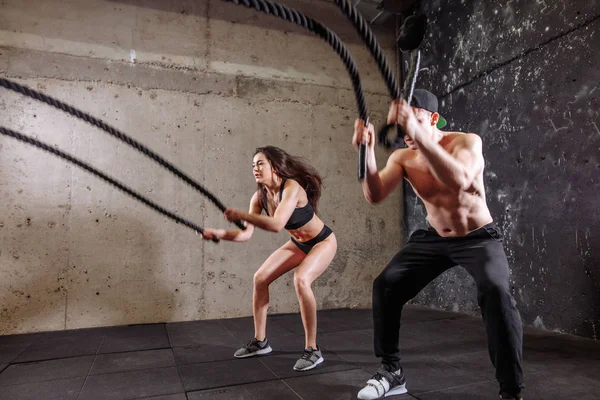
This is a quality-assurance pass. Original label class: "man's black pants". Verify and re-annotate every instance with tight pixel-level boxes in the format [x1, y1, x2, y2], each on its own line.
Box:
[372, 222, 524, 396]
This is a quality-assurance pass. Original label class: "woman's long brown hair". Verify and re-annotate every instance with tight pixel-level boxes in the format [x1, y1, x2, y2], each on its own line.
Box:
[255, 146, 323, 215]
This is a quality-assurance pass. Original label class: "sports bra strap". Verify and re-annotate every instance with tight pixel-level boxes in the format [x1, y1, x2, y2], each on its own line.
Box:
[279, 178, 287, 201]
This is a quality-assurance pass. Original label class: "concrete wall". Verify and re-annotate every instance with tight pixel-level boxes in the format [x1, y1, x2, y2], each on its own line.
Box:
[405, 0, 600, 339]
[0, 0, 403, 335]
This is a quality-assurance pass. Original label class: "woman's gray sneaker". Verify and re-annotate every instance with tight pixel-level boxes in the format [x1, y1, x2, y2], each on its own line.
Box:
[234, 338, 272, 358]
[293, 346, 324, 371]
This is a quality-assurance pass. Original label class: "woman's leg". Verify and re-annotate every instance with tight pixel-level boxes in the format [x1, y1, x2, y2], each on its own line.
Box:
[293, 233, 337, 349]
[253, 240, 305, 341]
[235, 240, 305, 359]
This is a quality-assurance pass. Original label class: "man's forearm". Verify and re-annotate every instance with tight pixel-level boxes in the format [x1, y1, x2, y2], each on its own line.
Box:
[362, 150, 384, 203]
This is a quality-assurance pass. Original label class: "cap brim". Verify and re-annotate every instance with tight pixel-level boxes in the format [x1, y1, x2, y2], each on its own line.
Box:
[436, 115, 447, 129]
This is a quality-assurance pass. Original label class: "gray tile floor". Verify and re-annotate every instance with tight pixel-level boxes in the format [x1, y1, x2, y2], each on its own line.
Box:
[0, 305, 598, 399]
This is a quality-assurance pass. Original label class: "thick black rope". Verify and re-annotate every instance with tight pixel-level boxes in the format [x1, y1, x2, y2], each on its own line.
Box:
[222, 0, 369, 179]
[0, 77, 245, 232]
[223, 0, 367, 119]
[334, 0, 404, 148]
[0, 125, 219, 241]
[334, 0, 401, 99]
[2, 0, 372, 230]
[335, 3, 428, 149]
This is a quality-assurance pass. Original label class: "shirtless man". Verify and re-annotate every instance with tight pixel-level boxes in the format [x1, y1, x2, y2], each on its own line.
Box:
[352, 89, 524, 400]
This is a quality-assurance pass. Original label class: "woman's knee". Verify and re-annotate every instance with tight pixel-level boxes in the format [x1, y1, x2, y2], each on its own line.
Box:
[293, 272, 312, 292]
[253, 271, 271, 290]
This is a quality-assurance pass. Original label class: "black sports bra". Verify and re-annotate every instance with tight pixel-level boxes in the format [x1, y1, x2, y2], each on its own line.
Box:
[262, 179, 314, 230]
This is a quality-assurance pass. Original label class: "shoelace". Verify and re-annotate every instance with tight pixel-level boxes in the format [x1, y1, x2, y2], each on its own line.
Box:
[371, 370, 400, 386]
[372, 372, 385, 382]
[300, 349, 315, 361]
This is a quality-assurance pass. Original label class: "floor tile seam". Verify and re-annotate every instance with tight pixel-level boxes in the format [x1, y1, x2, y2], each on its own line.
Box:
[4, 339, 38, 365]
[75, 336, 105, 400]
[281, 367, 365, 383]
[183, 374, 284, 394]
[410, 378, 498, 395]
[8, 352, 109, 366]
[255, 356, 305, 400]
[0, 373, 91, 389]
[182, 376, 302, 399]
[164, 320, 188, 394]
[122, 390, 185, 400]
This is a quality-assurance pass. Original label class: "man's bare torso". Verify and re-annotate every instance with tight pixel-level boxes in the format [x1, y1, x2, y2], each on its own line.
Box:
[399, 132, 493, 237]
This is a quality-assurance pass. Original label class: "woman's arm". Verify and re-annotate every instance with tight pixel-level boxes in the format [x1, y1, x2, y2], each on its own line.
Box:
[199, 192, 262, 242]
[224, 180, 301, 232]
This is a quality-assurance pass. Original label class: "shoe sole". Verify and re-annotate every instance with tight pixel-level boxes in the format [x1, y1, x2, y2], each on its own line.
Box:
[293, 356, 324, 371]
[357, 382, 407, 400]
[234, 346, 272, 358]
[384, 383, 407, 397]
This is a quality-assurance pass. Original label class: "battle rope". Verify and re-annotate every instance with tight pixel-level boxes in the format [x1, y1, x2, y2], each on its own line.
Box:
[334, 0, 401, 99]
[0, 125, 219, 241]
[1, 1, 383, 235]
[0, 78, 245, 238]
[376, 14, 428, 148]
[333, 3, 428, 148]
[334, 0, 400, 149]
[221, 0, 370, 179]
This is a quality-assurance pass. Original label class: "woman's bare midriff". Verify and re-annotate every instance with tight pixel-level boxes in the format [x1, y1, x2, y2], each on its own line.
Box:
[288, 215, 326, 242]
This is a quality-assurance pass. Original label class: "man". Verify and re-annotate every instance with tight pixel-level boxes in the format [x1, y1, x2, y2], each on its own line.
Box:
[352, 89, 524, 400]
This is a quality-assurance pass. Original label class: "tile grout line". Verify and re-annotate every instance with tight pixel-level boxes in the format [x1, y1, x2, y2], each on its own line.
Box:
[9, 346, 173, 365]
[414, 378, 498, 395]
[0, 362, 200, 390]
[182, 376, 290, 397]
[75, 336, 105, 400]
[256, 358, 305, 400]
[6, 336, 40, 365]
[165, 323, 188, 395]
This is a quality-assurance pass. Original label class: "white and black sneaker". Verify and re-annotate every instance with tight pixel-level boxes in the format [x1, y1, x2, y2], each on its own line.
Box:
[234, 338, 272, 358]
[357, 367, 407, 399]
[293, 346, 324, 371]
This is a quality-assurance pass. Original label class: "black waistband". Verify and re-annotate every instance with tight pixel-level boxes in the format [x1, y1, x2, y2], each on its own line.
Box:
[292, 225, 332, 247]
[413, 221, 501, 242]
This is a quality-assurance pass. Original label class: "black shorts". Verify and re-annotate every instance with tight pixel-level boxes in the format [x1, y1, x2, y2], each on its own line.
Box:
[291, 225, 333, 254]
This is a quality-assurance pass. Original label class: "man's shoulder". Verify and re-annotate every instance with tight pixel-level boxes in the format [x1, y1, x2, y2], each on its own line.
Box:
[445, 130, 479, 139]
[389, 147, 414, 164]
[444, 132, 482, 148]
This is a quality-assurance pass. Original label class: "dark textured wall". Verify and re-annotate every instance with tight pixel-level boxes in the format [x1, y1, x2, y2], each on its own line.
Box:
[403, 0, 600, 339]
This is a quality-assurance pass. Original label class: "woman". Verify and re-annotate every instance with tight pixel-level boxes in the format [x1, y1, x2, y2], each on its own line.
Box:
[199, 145, 337, 371]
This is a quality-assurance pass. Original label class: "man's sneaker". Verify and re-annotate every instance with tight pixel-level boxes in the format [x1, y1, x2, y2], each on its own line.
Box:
[293, 346, 324, 371]
[234, 338, 272, 358]
[357, 367, 407, 399]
